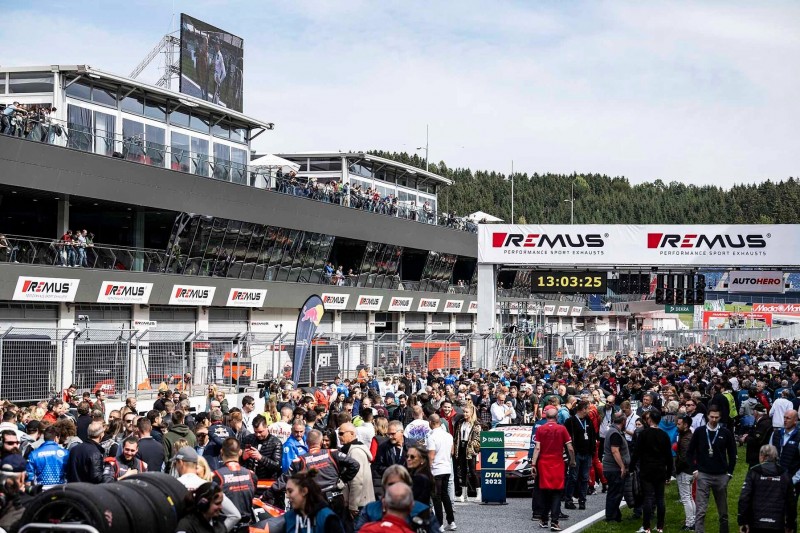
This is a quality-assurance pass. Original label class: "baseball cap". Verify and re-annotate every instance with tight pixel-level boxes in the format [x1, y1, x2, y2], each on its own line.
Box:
[174, 446, 199, 463]
[385, 392, 395, 399]
[753, 403, 767, 412]
[1, 454, 26, 474]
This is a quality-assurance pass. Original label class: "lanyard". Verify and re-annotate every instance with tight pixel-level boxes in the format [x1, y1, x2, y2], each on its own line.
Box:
[706, 426, 719, 450]
[577, 417, 587, 433]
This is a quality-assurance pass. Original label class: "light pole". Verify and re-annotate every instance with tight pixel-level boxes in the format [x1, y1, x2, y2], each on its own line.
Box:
[416, 124, 429, 171]
[563, 180, 576, 224]
[510, 160, 514, 223]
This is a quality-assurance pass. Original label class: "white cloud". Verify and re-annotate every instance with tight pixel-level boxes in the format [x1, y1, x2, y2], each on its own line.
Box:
[2, 1, 798, 186]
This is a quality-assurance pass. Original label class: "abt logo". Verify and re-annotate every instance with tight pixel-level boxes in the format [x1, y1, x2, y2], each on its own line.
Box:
[492, 233, 604, 248]
[647, 233, 767, 249]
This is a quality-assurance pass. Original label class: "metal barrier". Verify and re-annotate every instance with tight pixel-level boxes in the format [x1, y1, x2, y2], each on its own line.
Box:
[0, 326, 797, 402]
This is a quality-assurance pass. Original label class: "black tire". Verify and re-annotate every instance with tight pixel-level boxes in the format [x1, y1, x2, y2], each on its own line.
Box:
[123, 472, 189, 517]
[99, 482, 163, 533]
[21, 482, 133, 533]
[120, 476, 184, 532]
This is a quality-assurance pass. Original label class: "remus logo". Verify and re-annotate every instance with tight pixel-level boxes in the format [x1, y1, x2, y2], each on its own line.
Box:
[169, 285, 215, 306]
[105, 285, 145, 297]
[227, 288, 267, 307]
[647, 233, 767, 249]
[13, 276, 79, 302]
[492, 232, 604, 248]
[22, 280, 71, 294]
[175, 288, 209, 299]
[98, 281, 152, 304]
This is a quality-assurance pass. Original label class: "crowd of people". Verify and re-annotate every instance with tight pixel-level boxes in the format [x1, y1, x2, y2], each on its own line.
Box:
[0, 103, 60, 142]
[0, 339, 798, 533]
[57, 229, 95, 267]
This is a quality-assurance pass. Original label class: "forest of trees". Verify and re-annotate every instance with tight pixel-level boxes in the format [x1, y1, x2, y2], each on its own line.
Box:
[371, 150, 800, 225]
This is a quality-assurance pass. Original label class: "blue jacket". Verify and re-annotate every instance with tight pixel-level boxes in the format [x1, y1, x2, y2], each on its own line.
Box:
[27, 440, 69, 486]
[285, 505, 339, 533]
[281, 436, 308, 472]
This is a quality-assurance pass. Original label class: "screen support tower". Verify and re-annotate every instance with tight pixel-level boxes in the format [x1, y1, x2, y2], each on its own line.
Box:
[130, 33, 181, 89]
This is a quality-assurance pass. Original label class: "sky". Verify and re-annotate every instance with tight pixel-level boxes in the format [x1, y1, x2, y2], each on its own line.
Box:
[3, 1, 799, 186]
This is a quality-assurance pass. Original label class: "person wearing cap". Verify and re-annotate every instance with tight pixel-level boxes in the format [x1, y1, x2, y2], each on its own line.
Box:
[745, 402, 773, 467]
[174, 445, 242, 531]
[0, 454, 36, 533]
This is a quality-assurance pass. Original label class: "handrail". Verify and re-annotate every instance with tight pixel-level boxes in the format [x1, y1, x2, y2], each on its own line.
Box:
[2, 115, 477, 234]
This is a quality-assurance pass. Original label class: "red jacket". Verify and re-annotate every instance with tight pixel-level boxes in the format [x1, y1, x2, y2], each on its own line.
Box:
[360, 514, 415, 533]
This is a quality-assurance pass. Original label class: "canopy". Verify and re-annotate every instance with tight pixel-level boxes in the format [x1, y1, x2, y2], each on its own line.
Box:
[253, 154, 301, 172]
[467, 210, 503, 223]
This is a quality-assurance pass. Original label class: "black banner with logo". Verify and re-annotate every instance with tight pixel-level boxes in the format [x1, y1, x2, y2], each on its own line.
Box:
[292, 295, 325, 384]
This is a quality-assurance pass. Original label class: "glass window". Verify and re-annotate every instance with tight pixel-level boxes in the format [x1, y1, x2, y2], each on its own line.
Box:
[309, 159, 342, 172]
[213, 143, 231, 181]
[122, 119, 145, 162]
[191, 136, 209, 177]
[231, 126, 246, 143]
[88, 85, 116, 107]
[66, 104, 92, 152]
[145, 124, 166, 168]
[0, 73, 6, 94]
[120, 93, 145, 115]
[144, 98, 167, 122]
[65, 80, 91, 101]
[9, 72, 53, 93]
[211, 118, 230, 139]
[169, 107, 190, 128]
[189, 113, 209, 133]
[230, 147, 247, 185]
[201, 218, 228, 277]
[94, 111, 116, 157]
[171, 132, 191, 172]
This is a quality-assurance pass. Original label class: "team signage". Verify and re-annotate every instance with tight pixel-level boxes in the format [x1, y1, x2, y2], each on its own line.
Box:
[444, 300, 464, 313]
[727, 271, 785, 294]
[168, 285, 215, 306]
[543, 304, 556, 315]
[13, 276, 79, 302]
[133, 320, 157, 330]
[556, 305, 570, 316]
[226, 288, 267, 308]
[417, 298, 440, 312]
[480, 431, 506, 503]
[570, 306, 583, 316]
[468, 301, 478, 314]
[355, 295, 383, 311]
[97, 281, 153, 304]
[321, 293, 350, 310]
[387, 296, 414, 312]
[753, 303, 800, 315]
[479, 224, 799, 266]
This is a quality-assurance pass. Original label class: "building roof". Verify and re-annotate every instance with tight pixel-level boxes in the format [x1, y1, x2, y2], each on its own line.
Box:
[277, 151, 453, 186]
[0, 64, 274, 132]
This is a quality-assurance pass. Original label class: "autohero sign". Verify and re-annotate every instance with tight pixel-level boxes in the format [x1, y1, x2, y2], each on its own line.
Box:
[727, 271, 785, 294]
[227, 288, 267, 307]
[97, 281, 152, 304]
[321, 293, 349, 310]
[13, 277, 79, 302]
[478, 225, 799, 266]
[168, 285, 215, 306]
[388, 297, 414, 312]
[355, 295, 383, 311]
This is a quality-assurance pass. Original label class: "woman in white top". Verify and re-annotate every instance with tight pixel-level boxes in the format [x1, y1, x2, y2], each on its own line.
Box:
[453, 403, 482, 502]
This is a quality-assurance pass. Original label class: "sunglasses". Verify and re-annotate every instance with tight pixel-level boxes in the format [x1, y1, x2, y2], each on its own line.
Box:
[4, 441, 19, 446]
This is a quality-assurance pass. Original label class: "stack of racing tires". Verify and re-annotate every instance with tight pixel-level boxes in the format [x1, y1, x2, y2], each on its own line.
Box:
[20, 473, 188, 533]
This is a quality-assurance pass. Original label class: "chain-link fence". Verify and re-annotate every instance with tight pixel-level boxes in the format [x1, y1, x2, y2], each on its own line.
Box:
[73, 328, 135, 396]
[0, 328, 71, 402]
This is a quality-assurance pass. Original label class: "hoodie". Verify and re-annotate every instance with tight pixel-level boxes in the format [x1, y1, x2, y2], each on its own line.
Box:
[162, 424, 196, 460]
[341, 440, 374, 511]
[658, 414, 678, 456]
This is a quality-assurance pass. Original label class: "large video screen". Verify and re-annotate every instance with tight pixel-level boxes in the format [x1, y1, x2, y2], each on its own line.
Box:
[179, 14, 244, 112]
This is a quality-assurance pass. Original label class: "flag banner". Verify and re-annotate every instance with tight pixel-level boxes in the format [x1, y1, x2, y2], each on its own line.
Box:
[292, 295, 325, 384]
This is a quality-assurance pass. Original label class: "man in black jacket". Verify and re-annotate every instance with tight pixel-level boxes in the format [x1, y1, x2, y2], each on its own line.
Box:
[241, 414, 282, 481]
[738, 444, 796, 533]
[769, 409, 800, 506]
[564, 400, 596, 510]
[65, 421, 106, 483]
[373, 420, 407, 481]
[746, 403, 773, 467]
[75, 401, 92, 442]
[631, 410, 673, 533]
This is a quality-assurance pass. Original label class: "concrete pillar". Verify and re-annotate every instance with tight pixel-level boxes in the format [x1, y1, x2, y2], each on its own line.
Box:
[197, 307, 209, 333]
[476, 263, 497, 368]
[56, 197, 70, 236]
[333, 310, 342, 334]
[425, 313, 433, 335]
[397, 312, 406, 333]
[131, 305, 150, 390]
[58, 303, 76, 390]
[366, 311, 376, 367]
[133, 208, 145, 271]
[449, 313, 457, 334]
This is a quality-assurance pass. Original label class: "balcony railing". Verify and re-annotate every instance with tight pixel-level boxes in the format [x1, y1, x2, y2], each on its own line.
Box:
[0, 233, 472, 294]
[1, 116, 477, 234]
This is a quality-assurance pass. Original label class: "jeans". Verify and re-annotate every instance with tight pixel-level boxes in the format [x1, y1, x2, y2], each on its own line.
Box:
[695, 472, 730, 533]
[432, 474, 454, 525]
[540, 489, 563, 525]
[77, 247, 87, 267]
[565, 452, 592, 503]
[604, 471, 625, 521]
[677, 472, 696, 527]
[641, 478, 666, 530]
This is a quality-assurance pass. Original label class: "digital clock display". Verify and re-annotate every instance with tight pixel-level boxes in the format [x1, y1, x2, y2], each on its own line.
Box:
[532, 271, 608, 294]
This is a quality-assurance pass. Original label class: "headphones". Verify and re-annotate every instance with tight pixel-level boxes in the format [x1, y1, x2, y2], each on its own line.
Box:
[194, 482, 219, 513]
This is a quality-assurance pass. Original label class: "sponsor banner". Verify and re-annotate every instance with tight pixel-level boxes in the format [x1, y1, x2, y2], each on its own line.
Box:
[168, 285, 215, 306]
[444, 300, 464, 313]
[13, 276, 79, 302]
[467, 301, 478, 314]
[321, 293, 349, 310]
[753, 303, 800, 315]
[387, 296, 414, 312]
[133, 320, 157, 330]
[97, 281, 153, 304]
[417, 298, 440, 312]
[556, 305, 570, 316]
[293, 295, 325, 384]
[227, 288, 267, 307]
[479, 224, 797, 266]
[250, 321, 270, 327]
[543, 304, 556, 315]
[703, 310, 772, 329]
[727, 270, 785, 294]
[570, 306, 583, 316]
[355, 295, 383, 311]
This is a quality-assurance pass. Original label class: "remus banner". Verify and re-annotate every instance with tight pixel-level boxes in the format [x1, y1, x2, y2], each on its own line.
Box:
[292, 295, 325, 384]
[478, 225, 799, 267]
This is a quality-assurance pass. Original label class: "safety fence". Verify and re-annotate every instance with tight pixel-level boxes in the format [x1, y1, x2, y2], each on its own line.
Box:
[0, 326, 794, 402]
